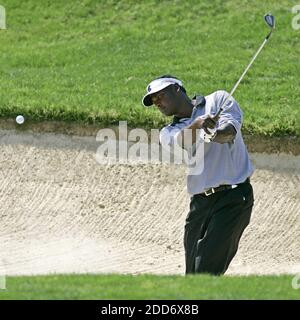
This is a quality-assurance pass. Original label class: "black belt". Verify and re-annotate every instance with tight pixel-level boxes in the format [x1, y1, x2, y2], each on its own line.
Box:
[200, 178, 250, 196]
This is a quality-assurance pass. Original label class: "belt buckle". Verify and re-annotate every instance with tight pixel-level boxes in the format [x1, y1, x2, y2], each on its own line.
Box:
[204, 188, 215, 196]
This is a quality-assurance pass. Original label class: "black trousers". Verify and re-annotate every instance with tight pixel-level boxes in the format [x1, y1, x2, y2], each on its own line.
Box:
[184, 180, 254, 275]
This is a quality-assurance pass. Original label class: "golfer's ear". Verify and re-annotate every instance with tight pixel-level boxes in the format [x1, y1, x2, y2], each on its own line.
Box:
[174, 84, 180, 92]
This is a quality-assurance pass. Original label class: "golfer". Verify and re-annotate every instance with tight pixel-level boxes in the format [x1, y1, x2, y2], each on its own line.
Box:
[142, 75, 254, 275]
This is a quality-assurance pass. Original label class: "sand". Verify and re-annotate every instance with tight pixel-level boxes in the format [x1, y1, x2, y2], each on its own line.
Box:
[0, 129, 299, 276]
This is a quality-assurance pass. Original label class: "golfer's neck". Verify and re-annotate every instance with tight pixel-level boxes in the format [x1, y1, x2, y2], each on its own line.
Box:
[174, 98, 194, 118]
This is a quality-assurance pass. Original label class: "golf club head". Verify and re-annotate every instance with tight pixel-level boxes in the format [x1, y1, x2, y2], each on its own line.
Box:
[264, 14, 275, 29]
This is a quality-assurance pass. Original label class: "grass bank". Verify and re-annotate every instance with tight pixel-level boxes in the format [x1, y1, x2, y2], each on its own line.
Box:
[0, 0, 299, 136]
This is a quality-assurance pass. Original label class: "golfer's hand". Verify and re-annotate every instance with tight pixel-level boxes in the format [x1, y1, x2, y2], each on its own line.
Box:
[194, 114, 220, 134]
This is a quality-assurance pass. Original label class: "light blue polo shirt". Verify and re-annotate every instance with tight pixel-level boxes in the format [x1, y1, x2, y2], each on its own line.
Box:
[160, 90, 254, 195]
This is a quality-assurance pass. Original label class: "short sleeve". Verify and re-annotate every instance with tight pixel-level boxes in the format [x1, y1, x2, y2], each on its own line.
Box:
[214, 90, 243, 132]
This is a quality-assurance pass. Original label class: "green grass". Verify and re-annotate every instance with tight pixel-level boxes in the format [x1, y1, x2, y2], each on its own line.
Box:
[0, 0, 299, 136]
[0, 274, 299, 299]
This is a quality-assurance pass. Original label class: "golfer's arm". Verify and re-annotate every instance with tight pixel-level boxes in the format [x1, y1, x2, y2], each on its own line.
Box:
[176, 122, 236, 148]
[213, 123, 237, 144]
[175, 121, 200, 149]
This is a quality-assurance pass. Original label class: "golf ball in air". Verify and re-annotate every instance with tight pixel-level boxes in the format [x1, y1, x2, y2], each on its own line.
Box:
[16, 115, 25, 124]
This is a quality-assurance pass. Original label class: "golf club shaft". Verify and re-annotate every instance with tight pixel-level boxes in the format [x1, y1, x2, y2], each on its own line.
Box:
[215, 30, 273, 117]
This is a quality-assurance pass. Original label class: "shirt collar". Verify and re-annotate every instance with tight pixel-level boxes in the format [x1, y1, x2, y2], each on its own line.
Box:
[192, 95, 206, 108]
[170, 95, 206, 126]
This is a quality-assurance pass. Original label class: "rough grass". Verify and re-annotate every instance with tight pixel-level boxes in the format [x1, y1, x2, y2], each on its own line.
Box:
[0, 274, 299, 300]
[0, 0, 299, 136]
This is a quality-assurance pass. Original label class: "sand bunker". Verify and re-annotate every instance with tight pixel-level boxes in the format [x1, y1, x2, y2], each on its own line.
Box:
[0, 130, 299, 276]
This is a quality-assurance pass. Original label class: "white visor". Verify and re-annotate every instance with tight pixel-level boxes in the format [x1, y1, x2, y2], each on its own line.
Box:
[142, 77, 183, 107]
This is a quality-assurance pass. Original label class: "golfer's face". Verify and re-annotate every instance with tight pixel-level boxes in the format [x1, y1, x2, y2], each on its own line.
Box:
[151, 85, 178, 116]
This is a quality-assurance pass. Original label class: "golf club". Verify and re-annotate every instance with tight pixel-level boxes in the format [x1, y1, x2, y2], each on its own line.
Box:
[214, 13, 275, 118]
